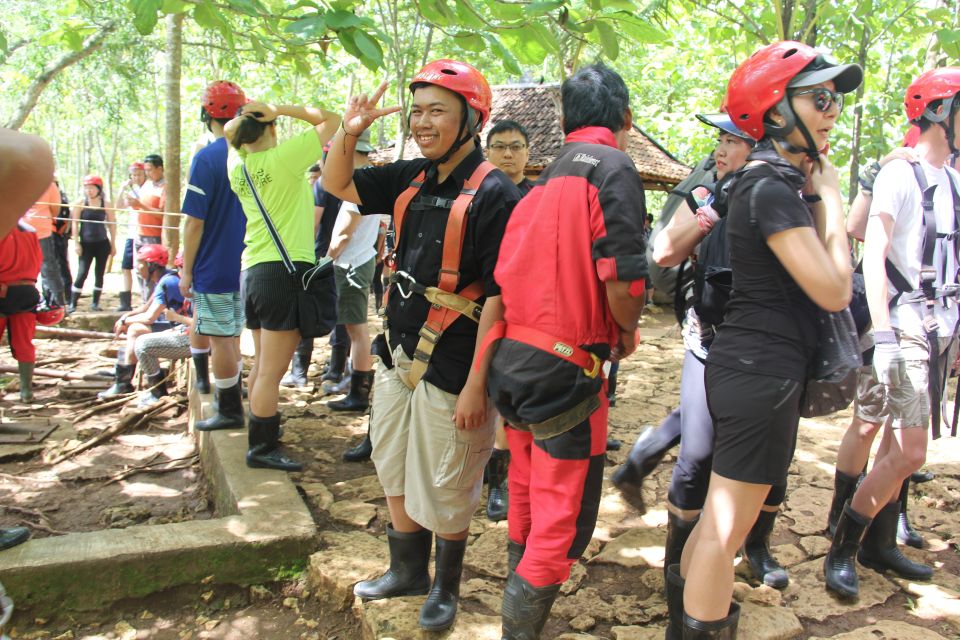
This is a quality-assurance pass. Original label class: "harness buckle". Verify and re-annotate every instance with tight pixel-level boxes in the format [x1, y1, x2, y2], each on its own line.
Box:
[583, 353, 603, 379]
[418, 324, 442, 345]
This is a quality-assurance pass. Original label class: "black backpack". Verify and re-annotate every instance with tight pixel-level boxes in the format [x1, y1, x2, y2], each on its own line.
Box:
[689, 214, 732, 327]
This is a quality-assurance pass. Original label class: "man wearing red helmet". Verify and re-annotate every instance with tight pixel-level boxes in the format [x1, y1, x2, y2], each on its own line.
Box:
[68, 175, 116, 312]
[323, 61, 520, 632]
[99, 244, 191, 398]
[126, 154, 166, 301]
[116, 162, 148, 311]
[823, 67, 960, 600]
[181, 81, 249, 431]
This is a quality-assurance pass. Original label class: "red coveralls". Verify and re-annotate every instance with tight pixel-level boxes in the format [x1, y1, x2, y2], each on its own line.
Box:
[0, 224, 43, 363]
[490, 126, 648, 586]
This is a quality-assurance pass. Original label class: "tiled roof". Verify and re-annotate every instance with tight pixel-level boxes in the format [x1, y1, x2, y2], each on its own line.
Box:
[369, 83, 690, 191]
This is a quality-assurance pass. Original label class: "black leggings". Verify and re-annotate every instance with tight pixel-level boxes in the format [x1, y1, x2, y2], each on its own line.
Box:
[667, 350, 786, 510]
[73, 240, 111, 291]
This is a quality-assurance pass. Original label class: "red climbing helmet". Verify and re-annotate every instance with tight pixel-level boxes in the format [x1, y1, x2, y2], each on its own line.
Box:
[723, 41, 861, 141]
[35, 301, 65, 326]
[904, 67, 960, 123]
[129, 161, 145, 172]
[202, 81, 247, 119]
[174, 250, 184, 268]
[137, 244, 169, 267]
[410, 59, 492, 131]
[82, 175, 103, 188]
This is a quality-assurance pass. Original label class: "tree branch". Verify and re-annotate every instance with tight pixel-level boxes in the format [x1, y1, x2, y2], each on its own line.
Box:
[4, 22, 116, 130]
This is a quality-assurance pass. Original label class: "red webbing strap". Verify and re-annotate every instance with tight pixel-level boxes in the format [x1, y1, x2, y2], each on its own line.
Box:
[475, 320, 603, 378]
[438, 161, 497, 292]
[391, 169, 427, 258]
[408, 279, 485, 386]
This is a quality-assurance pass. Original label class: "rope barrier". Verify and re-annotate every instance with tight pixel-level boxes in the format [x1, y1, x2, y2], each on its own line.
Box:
[31, 202, 190, 217]
[22, 214, 182, 232]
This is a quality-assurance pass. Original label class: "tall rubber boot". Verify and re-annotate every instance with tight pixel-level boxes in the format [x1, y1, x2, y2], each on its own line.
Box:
[665, 564, 685, 640]
[500, 571, 561, 640]
[281, 341, 313, 388]
[18, 362, 35, 403]
[196, 384, 245, 431]
[354, 525, 432, 600]
[827, 470, 860, 537]
[824, 501, 872, 599]
[342, 423, 373, 462]
[419, 536, 467, 631]
[98, 363, 136, 399]
[681, 602, 740, 639]
[507, 540, 525, 576]
[0, 527, 30, 550]
[742, 510, 789, 589]
[91, 287, 102, 312]
[608, 361, 619, 407]
[858, 501, 933, 580]
[67, 288, 81, 314]
[329, 370, 374, 411]
[611, 425, 680, 513]
[192, 353, 211, 394]
[246, 414, 302, 472]
[321, 344, 348, 383]
[664, 512, 699, 584]
[911, 470, 934, 483]
[116, 290, 133, 312]
[138, 370, 168, 407]
[486, 448, 510, 522]
[896, 477, 923, 548]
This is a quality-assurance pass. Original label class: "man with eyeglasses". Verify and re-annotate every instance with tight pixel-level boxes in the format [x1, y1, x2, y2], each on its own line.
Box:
[486, 120, 534, 195]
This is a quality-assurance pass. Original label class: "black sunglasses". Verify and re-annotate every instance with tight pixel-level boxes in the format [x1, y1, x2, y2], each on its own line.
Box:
[790, 87, 844, 113]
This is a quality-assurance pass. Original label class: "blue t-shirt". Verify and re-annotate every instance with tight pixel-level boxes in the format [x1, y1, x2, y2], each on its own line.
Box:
[182, 137, 246, 293]
[153, 271, 189, 323]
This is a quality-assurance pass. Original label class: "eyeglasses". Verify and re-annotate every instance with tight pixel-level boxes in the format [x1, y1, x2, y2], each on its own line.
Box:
[790, 88, 844, 113]
[488, 143, 527, 153]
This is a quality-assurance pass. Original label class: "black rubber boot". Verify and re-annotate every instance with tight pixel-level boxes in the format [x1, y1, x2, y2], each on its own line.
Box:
[827, 470, 860, 537]
[281, 344, 312, 388]
[605, 437, 622, 451]
[328, 370, 374, 412]
[196, 384, 245, 431]
[500, 571, 561, 640]
[611, 425, 679, 513]
[342, 426, 372, 462]
[0, 527, 30, 550]
[742, 510, 788, 589]
[354, 525, 431, 600]
[896, 477, 923, 548]
[192, 353, 211, 394]
[138, 371, 168, 407]
[18, 362, 34, 403]
[607, 363, 619, 407]
[91, 287, 102, 312]
[98, 363, 136, 399]
[246, 413, 302, 472]
[665, 563, 685, 640]
[419, 536, 467, 631]
[321, 344, 348, 383]
[486, 448, 510, 522]
[858, 501, 933, 580]
[911, 469, 934, 483]
[67, 288, 81, 313]
[116, 291, 133, 312]
[681, 602, 740, 639]
[507, 540, 525, 576]
[824, 501, 872, 599]
[664, 512, 699, 585]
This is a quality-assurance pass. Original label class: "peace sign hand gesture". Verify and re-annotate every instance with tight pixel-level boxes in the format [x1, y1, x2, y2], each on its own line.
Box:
[342, 81, 401, 136]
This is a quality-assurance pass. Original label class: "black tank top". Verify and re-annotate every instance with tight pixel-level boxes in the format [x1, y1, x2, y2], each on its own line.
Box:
[80, 199, 108, 243]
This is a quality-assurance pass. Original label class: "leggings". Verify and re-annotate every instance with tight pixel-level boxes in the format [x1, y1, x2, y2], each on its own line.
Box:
[73, 240, 111, 292]
[134, 328, 191, 376]
[668, 350, 786, 510]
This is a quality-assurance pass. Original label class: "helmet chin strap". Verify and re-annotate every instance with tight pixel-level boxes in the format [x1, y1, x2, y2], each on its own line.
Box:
[425, 101, 478, 180]
[771, 97, 821, 162]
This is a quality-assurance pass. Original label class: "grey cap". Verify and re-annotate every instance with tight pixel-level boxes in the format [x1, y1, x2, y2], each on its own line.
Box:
[355, 129, 375, 153]
[696, 113, 755, 145]
[788, 55, 863, 94]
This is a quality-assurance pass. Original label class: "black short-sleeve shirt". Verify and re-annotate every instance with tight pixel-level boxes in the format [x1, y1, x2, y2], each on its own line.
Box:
[353, 146, 520, 394]
[706, 158, 819, 382]
[517, 177, 535, 196]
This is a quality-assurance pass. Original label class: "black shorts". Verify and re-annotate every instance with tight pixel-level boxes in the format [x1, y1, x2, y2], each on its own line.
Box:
[121, 238, 134, 270]
[243, 261, 306, 332]
[705, 363, 802, 486]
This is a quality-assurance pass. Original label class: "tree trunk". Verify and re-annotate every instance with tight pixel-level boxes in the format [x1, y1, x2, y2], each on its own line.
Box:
[163, 12, 185, 257]
[4, 23, 115, 130]
[848, 2, 872, 203]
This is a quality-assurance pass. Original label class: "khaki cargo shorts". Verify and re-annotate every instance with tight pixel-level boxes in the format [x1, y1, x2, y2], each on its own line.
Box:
[855, 331, 956, 429]
[369, 345, 496, 534]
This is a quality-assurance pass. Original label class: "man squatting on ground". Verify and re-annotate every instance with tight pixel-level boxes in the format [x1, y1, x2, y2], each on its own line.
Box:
[323, 60, 520, 632]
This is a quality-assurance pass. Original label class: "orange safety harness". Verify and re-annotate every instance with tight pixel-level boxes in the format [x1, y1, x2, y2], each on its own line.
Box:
[385, 161, 496, 387]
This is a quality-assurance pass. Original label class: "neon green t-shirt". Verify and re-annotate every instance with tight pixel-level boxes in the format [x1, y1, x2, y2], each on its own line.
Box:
[229, 128, 321, 269]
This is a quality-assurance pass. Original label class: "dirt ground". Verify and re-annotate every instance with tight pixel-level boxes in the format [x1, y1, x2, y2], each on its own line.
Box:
[3, 298, 959, 639]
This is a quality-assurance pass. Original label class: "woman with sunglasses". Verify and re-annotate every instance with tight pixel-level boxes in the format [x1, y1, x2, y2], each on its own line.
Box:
[668, 42, 861, 639]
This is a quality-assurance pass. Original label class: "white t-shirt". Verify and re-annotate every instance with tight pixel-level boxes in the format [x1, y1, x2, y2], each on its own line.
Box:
[870, 158, 960, 336]
[332, 202, 382, 268]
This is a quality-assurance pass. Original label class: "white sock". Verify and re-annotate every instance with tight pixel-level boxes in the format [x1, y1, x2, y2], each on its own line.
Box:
[190, 347, 210, 356]
[214, 373, 240, 389]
